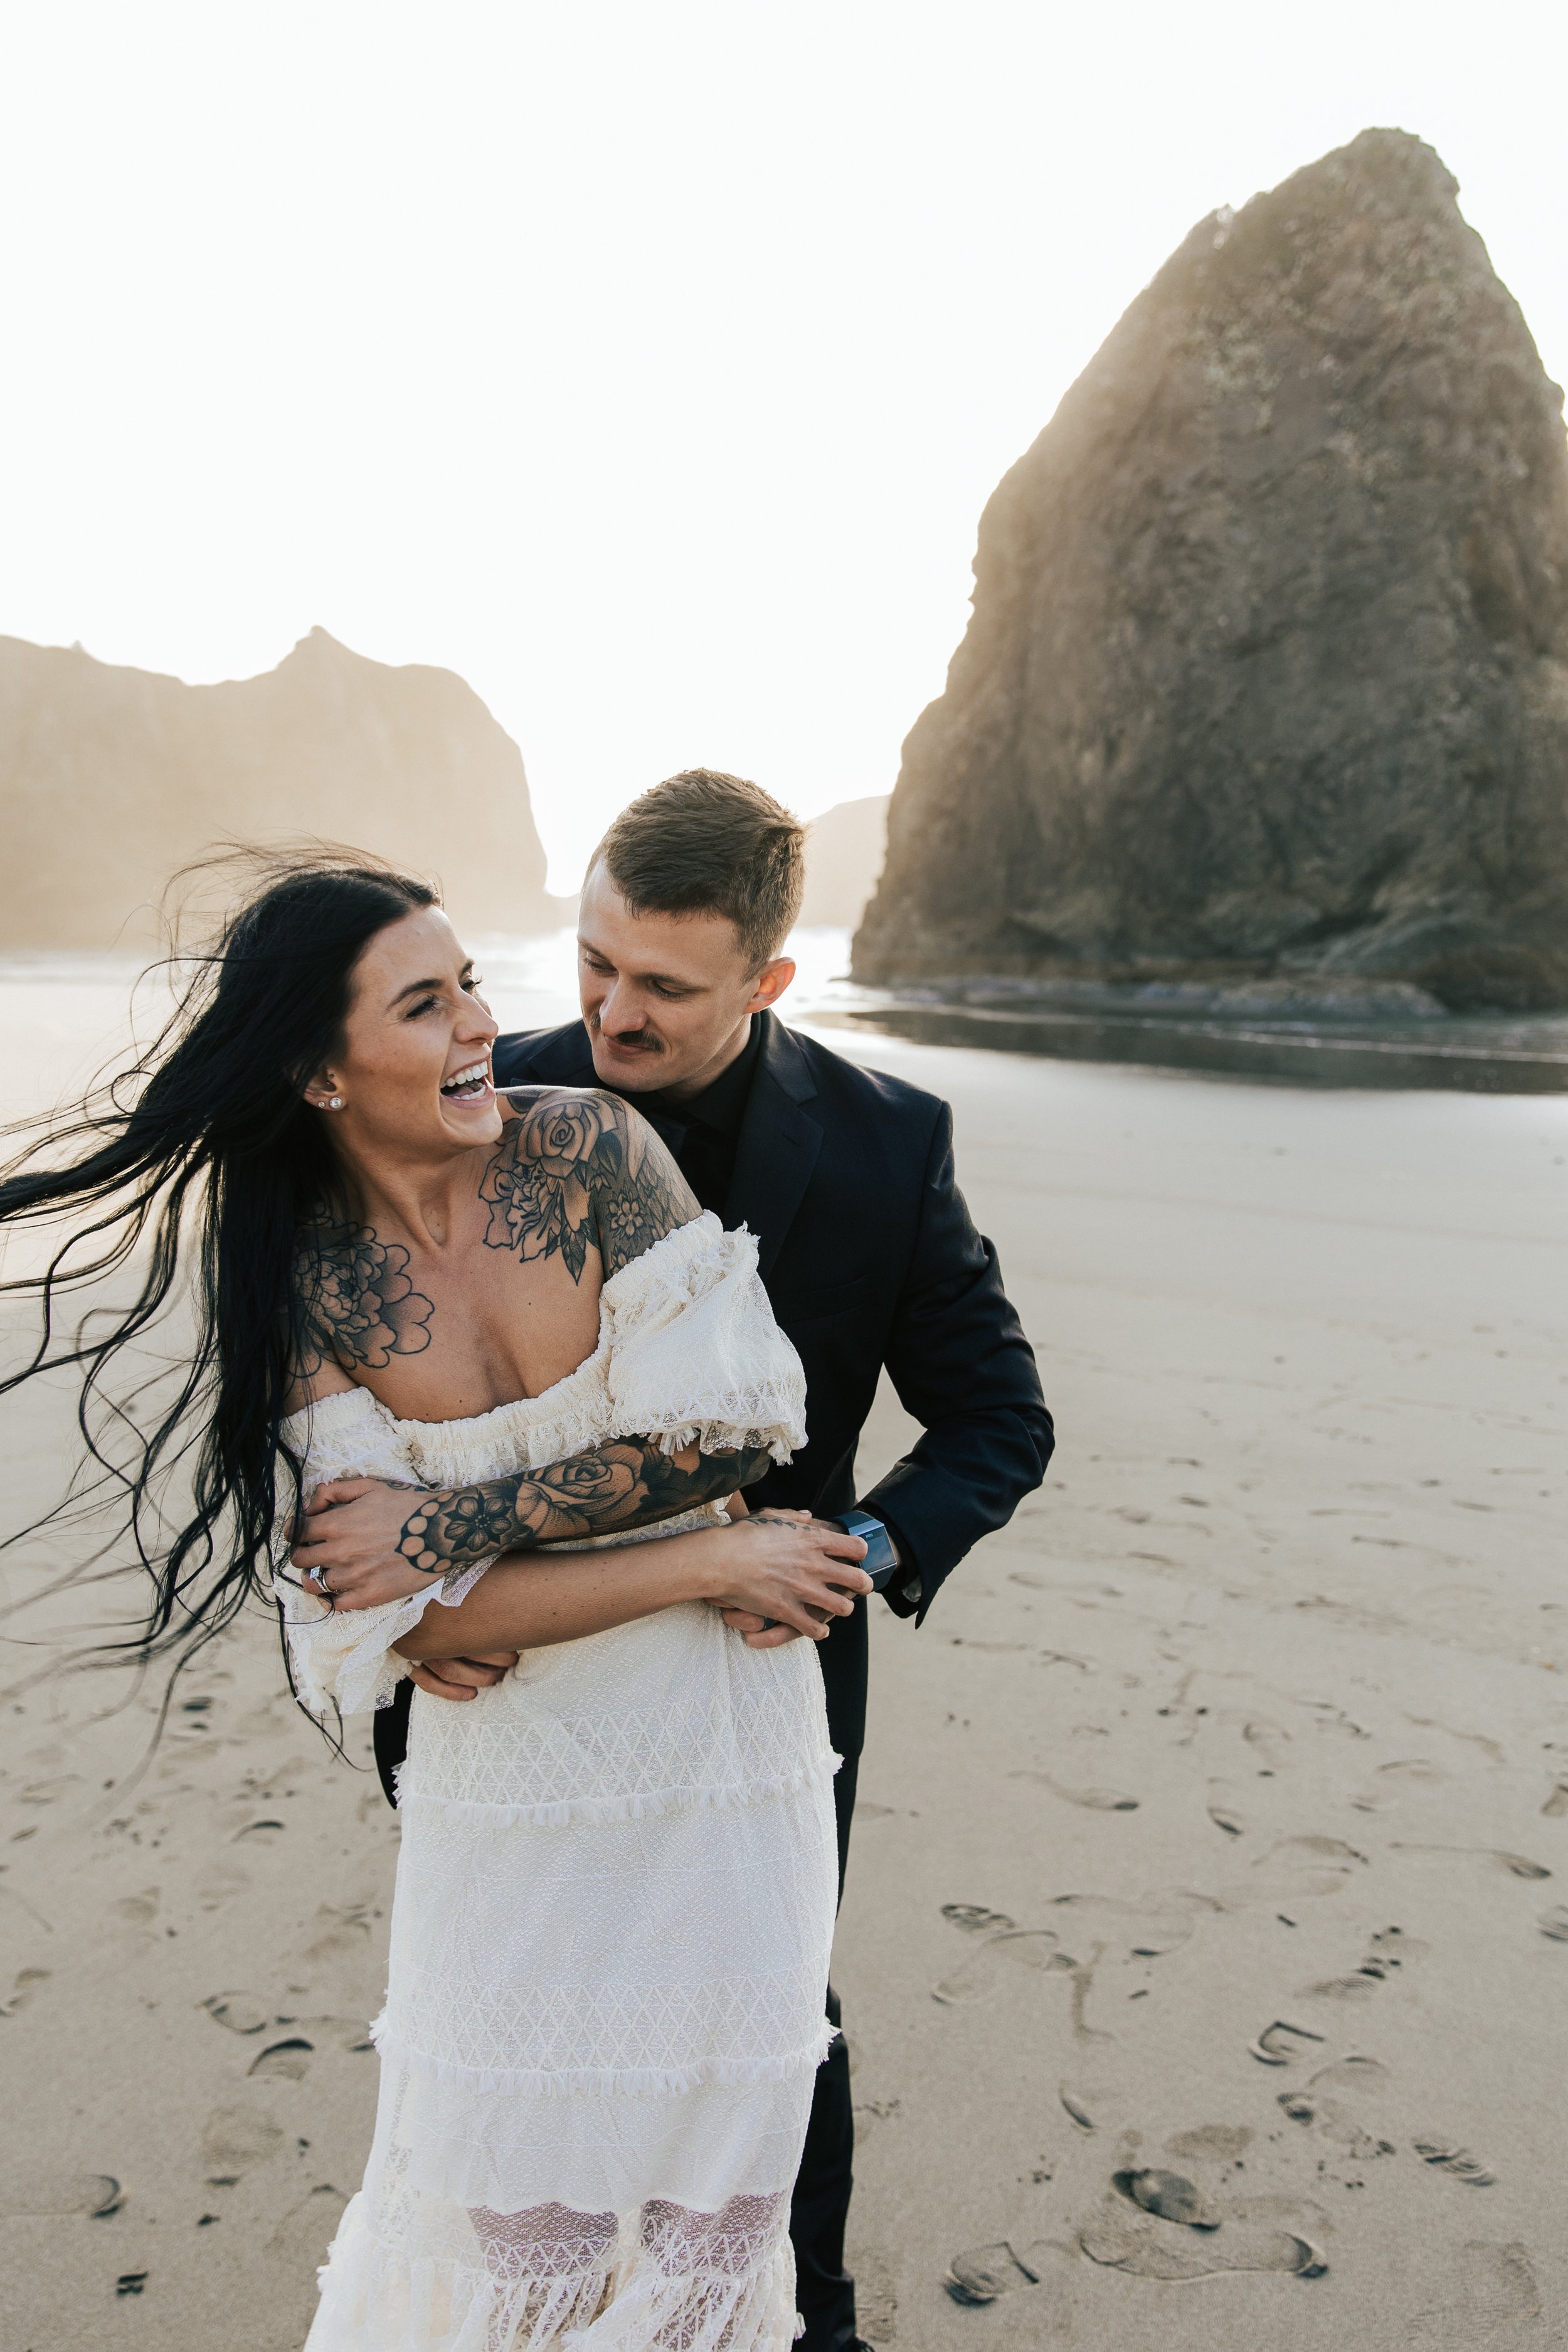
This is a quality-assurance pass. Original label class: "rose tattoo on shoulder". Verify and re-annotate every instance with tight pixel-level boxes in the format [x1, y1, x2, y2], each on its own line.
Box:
[480, 1088, 698, 1282]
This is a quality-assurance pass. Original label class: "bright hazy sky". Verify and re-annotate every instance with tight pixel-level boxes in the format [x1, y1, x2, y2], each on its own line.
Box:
[2, 2, 1564, 891]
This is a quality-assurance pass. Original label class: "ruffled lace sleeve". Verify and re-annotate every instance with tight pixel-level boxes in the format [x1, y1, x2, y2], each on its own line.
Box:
[598, 1212, 807, 1461]
[273, 1387, 472, 1723]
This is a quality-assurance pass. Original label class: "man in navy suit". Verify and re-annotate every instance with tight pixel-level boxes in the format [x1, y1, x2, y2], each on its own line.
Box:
[349, 771, 1052, 2352]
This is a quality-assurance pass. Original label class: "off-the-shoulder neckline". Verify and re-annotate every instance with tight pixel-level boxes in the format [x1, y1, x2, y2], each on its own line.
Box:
[283, 1212, 741, 1443]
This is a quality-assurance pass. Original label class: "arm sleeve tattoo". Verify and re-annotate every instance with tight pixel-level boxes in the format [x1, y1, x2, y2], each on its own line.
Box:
[394, 1439, 774, 1575]
[479, 1087, 701, 1280]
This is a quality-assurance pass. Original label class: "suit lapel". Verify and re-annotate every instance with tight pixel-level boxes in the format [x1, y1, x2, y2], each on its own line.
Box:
[724, 1015, 822, 1278]
[497, 1020, 597, 1086]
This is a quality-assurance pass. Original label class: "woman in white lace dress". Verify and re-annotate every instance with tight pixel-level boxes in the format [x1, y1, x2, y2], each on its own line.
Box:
[0, 854, 868, 2352]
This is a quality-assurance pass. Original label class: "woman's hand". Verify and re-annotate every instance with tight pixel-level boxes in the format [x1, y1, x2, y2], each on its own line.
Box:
[696, 1509, 871, 1648]
[292, 1478, 444, 1609]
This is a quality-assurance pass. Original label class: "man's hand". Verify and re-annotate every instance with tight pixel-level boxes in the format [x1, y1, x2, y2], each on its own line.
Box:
[292, 1479, 444, 1611]
[407, 1651, 520, 1701]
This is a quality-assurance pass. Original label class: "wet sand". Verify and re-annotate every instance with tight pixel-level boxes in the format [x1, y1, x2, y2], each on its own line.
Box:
[1, 985, 1564, 2350]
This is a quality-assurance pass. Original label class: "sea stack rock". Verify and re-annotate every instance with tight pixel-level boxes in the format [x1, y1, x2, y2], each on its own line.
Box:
[0, 628, 561, 950]
[854, 130, 1568, 1009]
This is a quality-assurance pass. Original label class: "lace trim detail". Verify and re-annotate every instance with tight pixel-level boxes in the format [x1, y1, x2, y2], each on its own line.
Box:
[368, 2016, 840, 2101]
[309, 2188, 801, 2352]
[601, 1218, 806, 1466]
[395, 1749, 839, 1831]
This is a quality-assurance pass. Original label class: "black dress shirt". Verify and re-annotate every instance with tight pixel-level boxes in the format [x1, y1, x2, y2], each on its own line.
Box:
[638, 1020, 764, 1217]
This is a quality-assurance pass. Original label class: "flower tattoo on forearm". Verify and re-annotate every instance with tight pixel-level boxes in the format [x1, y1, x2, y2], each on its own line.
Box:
[394, 1439, 773, 1574]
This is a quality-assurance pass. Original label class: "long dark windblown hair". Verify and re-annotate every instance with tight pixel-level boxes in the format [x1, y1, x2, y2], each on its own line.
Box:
[0, 849, 437, 1679]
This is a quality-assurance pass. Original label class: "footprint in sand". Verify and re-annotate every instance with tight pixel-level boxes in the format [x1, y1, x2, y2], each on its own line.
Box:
[1538, 1906, 1568, 1942]
[305, 1899, 379, 1962]
[203, 1991, 272, 2036]
[248, 2038, 314, 2082]
[1010, 1771, 1138, 1811]
[201, 2105, 285, 2181]
[1415, 2139, 1496, 2187]
[112, 1888, 161, 1927]
[1352, 1759, 1446, 1811]
[1303, 1924, 1426, 2000]
[1456, 2240, 1539, 2324]
[1059, 2084, 1101, 2130]
[1411, 2237, 1542, 2340]
[1308, 2056, 1392, 2095]
[1044, 1891, 1199, 1959]
[1404, 1715, 1505, 1765]
[1113, 2168, 1218, 2227]
[945, 2238, 1072, 2303]
[1248, 2020, 1325, 2065]
[1279, 2064, 1397, 2161]
[1078, 2189, 1326, 2280]
[233, 1819, 287, 1844]
[0, 1967, 50, 2017]
[1260, 1835, 1369, 1868]
[287, 2012, 378, 2053]
[0, 2169, 123, 2218]
[931, 1928, 1074, 2005]
[1393, 1844, 1550, 1880]
[849, 2098, 901, 2149]
[940, 1903, 1016, 1934]
[196, 1866, 249, 1910]
[1211, 1868, 1353, 1914]
[1542, 1783, 1568, 1818]
[1241, 1720, 1291, 1770]
[267, 2183, 349, 2260]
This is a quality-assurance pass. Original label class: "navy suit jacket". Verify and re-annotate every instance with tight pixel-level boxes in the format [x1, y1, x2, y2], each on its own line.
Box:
[492, 1011, 1053, 1762]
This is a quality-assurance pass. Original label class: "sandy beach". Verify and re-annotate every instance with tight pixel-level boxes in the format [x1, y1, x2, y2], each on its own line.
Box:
[1, 978, 1564, 2351]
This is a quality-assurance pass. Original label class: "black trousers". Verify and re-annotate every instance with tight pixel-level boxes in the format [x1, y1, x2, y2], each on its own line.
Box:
[791, 1750, 859, 2352]
[374, 1689, 863, 2351]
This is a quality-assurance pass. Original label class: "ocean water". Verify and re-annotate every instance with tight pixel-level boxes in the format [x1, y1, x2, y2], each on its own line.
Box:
[0, 927, 861, 1126]
[5, 925, 1562, 1108]
[808, 971, 1568, 1096]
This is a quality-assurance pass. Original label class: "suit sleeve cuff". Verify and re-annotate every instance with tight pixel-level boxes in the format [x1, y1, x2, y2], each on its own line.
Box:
[858, 1502, 923, 1619]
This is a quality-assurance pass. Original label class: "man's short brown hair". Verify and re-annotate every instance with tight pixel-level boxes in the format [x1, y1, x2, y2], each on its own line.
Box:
[592, 770, 805, 968]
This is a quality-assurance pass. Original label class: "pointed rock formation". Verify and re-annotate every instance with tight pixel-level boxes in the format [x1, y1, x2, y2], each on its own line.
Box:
[0, 627, 562, 949]
[854, 130, 1568, 1009]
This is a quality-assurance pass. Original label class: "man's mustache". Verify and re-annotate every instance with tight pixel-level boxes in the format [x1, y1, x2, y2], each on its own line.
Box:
[590, 1015, 665, 1053]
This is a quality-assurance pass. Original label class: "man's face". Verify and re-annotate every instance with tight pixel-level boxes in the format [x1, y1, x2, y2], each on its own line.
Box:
[576, 861, 795, 1098]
